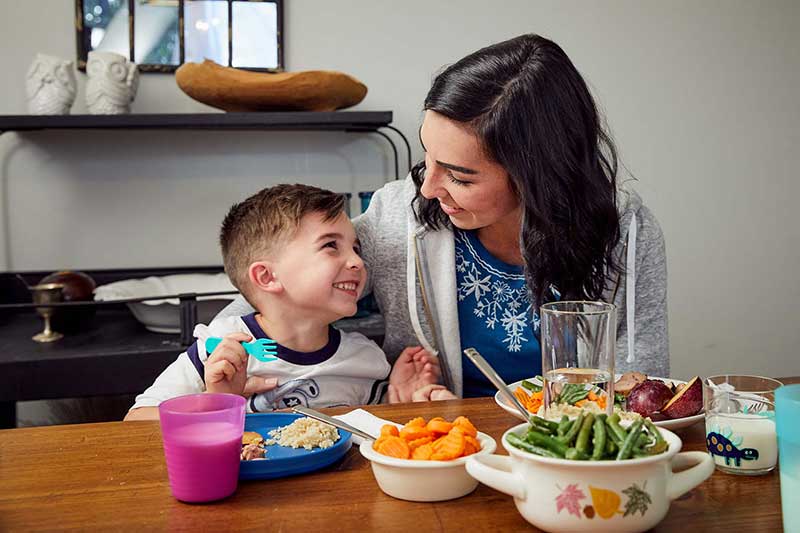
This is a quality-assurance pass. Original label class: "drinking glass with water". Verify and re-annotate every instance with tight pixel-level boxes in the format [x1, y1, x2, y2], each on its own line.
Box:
[540, 301, 617, 417]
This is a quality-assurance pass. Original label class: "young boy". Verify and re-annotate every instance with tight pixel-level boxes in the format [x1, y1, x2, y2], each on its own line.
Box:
[125, 184, 450, 420]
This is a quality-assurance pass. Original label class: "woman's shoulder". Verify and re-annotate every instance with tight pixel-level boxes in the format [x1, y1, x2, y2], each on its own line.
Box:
[353, 176, 415, 236]
[617, 185, 664, 243]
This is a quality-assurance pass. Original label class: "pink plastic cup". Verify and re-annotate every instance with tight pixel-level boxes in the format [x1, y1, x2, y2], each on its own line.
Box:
[159, 393, 245, 503]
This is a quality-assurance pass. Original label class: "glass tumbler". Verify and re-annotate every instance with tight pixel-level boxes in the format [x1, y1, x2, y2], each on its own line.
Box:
[703, 375, 782, 475]
[540, 301, 616, 417]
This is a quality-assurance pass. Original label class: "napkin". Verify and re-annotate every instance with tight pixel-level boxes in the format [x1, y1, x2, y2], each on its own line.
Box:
[333, 408, 402, 445]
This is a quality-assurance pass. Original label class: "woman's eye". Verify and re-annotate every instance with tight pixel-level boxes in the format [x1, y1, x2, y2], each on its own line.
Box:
[448, 171, 470, 186]
[323, 241, 338, 250]
[353, 246, 362, 256]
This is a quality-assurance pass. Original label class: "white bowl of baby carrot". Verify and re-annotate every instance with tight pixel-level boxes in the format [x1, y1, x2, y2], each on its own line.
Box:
[359, 415, 496, 502]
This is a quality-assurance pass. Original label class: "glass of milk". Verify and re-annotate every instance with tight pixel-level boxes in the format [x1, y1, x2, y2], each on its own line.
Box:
[703, 375, 783, 475]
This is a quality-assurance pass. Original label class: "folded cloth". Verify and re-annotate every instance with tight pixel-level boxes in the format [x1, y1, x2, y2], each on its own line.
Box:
[333, 408, 402, 445]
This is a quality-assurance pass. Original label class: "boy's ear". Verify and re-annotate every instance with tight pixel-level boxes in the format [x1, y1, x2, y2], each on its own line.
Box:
[248, 261, 282, 293]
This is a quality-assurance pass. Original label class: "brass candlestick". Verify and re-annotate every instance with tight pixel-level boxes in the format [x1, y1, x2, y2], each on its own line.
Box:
[30, 283, 65, 343]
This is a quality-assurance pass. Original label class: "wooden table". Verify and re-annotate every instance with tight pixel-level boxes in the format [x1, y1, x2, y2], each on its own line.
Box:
[1, 383, 793, 532]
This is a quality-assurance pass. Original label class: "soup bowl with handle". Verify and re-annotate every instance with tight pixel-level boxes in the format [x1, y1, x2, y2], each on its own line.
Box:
[465, 422, 713, 532]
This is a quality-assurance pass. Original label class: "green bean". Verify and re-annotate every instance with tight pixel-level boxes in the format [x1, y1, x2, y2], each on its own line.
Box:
[531, 416, 559, 432]
[591, 417, 607, 460]
[557, 416, 571, 437]
[525, 429, 568, 457]
[605, 436, 618, 456]
[558, 384, 589, 405]
[565, 447, 590, 460]
[530, 420, 554, 435]
[644, 419, 669, 454]
[635, 432, 651, 449]
[507, 433, 560, 458]
[575, 413, 596, 454]
[606, 414, 629, 444]
[521, 379, 543, 393]
[604, 418, 623, 446]
[556, 412, 585, 445]
[616, 418, 644, 460]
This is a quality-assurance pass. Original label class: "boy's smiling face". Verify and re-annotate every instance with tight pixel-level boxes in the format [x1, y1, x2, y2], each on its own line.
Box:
[265, 211, 365, 322]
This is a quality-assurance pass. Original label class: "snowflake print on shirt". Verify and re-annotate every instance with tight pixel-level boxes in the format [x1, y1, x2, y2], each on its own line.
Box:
[455, 231, 535, 352]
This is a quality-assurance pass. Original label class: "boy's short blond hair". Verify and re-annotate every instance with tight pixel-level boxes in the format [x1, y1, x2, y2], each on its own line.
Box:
[220, 184, 346, 298]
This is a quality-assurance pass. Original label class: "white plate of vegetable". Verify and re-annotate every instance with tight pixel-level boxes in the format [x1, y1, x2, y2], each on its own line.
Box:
[495, 372, 704, 431]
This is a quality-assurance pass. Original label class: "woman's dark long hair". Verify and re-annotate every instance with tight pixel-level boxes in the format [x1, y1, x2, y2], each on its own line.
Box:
[412, 34, 621, 309]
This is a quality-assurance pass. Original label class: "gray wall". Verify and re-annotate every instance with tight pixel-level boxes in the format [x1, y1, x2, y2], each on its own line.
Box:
[2, 1, 798, 380]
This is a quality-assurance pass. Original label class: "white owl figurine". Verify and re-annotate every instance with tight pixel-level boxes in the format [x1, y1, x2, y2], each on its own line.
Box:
[26, 54, 77, 115]
[85, 51, 139, 115]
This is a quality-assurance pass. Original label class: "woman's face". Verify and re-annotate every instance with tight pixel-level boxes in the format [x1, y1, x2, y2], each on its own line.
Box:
[419, 110, 520, 231]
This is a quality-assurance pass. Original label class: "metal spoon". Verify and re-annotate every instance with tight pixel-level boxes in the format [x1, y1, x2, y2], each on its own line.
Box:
[291, 406, 377, 441]
[463, 347, 532, 421]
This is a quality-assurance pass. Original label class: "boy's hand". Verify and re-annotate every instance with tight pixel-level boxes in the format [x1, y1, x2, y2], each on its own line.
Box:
[387, 346, 441, 403]
[204, 332, 251, 395]
[410, 384, 458, 402]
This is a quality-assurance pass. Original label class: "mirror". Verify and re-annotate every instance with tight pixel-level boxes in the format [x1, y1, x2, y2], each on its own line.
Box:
[133, 0, 181, 70]
[75, 0, 284, 73]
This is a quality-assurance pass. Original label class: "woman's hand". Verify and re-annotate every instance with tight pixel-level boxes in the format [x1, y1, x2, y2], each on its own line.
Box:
[410, 383, 458, 402]
[387, 346, 442, 403]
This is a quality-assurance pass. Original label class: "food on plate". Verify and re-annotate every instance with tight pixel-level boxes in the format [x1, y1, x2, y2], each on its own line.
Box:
[613, 371, 647, 395]
[372, 416, 482, 461]
[512, 373, 704, 422]
[615, 373, 703, 419]
[514, 378, 545, 413]
[241, 431, 266, 460]
[264, 417, 340, 450]
[660, 376, 702, 419]
[515, 377, 609, 414]
[626, 379, 674, 417]
[506, 410, 669, 460]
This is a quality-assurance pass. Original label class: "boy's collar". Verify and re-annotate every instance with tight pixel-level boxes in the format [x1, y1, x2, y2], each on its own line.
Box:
[241, 313, 340, 366]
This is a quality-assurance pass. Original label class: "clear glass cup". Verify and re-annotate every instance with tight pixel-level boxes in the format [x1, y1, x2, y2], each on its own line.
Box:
[159, 393, 246, 502]
[540, 301, 617, 417]
[776, 384, 800, 531]
[703, 375, 782, 475]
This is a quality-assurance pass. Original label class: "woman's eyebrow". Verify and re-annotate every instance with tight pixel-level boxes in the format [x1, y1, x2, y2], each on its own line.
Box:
[437, 160, 479, 175]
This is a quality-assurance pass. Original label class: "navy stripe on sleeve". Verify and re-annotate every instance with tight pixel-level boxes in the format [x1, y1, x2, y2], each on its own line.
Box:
[186, 342, 205, 383]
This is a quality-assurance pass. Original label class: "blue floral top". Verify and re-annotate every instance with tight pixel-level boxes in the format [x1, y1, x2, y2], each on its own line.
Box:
[456, 229, 542, 397]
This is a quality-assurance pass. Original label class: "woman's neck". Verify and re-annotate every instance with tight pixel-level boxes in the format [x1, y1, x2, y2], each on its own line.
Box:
[254, 310, 330, 352]
[476, 210, 524, 266]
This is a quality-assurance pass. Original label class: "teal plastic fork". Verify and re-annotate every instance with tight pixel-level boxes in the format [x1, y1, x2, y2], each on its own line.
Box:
[204, 337, 278, 362]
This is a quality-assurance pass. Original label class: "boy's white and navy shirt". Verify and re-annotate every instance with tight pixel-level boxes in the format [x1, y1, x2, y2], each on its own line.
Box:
[131, 313, 391, 411]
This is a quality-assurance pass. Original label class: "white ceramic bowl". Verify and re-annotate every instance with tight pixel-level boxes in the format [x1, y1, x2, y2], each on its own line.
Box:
[94, 273, 237, 333]
[466, 423, 714, 532]
[359, 431, 497, 502]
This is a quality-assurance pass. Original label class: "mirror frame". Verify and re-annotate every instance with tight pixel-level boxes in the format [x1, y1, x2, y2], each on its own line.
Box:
[75, 0, 284, 73]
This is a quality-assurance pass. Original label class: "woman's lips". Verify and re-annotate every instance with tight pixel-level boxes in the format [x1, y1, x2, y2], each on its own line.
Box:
[439, 201, 463, 215]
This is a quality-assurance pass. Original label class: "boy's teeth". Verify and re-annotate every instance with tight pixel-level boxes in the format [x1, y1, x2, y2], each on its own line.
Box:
[333, 282, 357, 291]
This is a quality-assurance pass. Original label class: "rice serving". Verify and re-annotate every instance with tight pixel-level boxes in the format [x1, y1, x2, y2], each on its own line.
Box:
[265, 417, 340, 450]
[536, 402, 641, 426]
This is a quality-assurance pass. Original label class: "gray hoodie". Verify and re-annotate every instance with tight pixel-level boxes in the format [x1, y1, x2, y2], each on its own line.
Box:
[217, 175, 669, 397]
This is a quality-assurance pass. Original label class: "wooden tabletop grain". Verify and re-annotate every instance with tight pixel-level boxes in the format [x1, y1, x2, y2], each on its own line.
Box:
[1, 380, 795, 532]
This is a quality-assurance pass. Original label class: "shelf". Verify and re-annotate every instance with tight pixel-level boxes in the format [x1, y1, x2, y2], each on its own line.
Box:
[0, 110, 410, 179]
[0, 111, 393, 132]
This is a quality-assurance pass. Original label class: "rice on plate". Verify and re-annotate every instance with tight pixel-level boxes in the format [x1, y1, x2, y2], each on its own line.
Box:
[265, 417, 340, 450]
[536, 402, 642, 426]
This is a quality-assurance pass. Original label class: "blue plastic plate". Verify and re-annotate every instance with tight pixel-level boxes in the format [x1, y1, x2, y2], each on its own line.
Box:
[239, 413, 352, 480]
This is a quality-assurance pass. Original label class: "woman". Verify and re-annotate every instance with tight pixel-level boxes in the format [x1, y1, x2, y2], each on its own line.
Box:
[220, 33, 668, 398]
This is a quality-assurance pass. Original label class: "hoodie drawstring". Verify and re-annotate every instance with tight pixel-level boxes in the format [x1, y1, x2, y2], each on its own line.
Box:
[626, 214, 637, 363]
